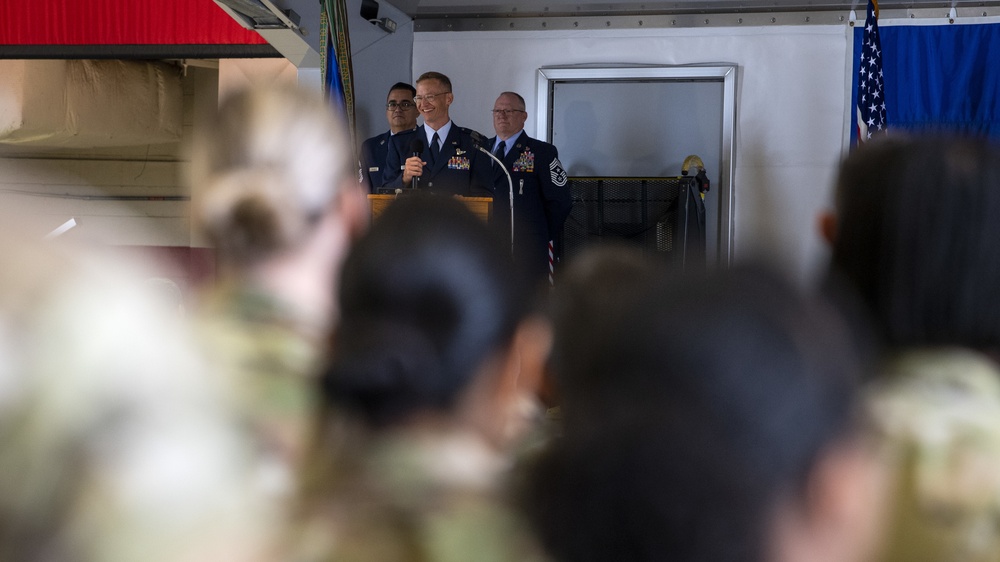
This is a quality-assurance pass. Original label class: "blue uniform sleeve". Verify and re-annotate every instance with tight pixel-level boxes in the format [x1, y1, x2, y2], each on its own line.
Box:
[382, 135, 405, 189]
[359, 138, 376, 191]
[537, 143, 572, 258]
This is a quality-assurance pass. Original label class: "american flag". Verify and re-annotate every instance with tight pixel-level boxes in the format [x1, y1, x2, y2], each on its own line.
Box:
[856, 0, 887, 143]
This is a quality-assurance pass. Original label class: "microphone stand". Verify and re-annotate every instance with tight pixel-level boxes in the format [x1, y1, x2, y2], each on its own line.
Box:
[476, 146, 514, 254]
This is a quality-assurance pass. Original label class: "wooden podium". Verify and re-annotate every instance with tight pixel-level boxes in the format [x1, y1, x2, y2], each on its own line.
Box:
[368, 194, 493, 223]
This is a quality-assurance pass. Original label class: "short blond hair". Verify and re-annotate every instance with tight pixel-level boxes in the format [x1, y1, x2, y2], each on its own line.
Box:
[416, 71, 452, 93]
[189, 85, 353, 267]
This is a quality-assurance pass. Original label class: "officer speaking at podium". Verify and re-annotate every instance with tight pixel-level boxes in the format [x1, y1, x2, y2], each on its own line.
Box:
[382, 72, 495, 198]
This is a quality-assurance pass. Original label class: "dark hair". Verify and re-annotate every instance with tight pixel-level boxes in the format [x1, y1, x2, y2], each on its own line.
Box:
[416, 71, 452, 93]
[527, 266, 864, 562]
[829, 135, 1000, 352]
[387, 82, 416, 100]
[545, 245, 660, 413]
[322, 194, 527, 427]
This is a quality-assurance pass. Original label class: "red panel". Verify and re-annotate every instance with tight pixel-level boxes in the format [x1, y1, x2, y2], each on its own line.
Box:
[0, 0, 268, 46]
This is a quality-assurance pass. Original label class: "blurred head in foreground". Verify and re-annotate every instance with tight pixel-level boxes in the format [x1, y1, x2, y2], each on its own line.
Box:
[291, 195, 551, 560]
[825, 135, 1000, 353]
[824, 135, 1000, 561]
[186, 85, 367, 485]
[527, 266, 884, 562]
[323, 194, 548, 443]
[543, 244, 660, 414]
[189, 84, 364, 329]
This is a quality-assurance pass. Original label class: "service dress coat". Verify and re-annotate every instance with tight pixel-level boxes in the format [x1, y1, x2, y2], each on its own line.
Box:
[383, 123, 495, 197]
[360, 128, 419, 192]
[490, 132, 572, 282]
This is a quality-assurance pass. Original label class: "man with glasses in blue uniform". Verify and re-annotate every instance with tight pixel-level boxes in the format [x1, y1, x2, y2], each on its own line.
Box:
[359, 82, 418, 192]
[383, 72, 494, 197]
[489, 91, 572, 284]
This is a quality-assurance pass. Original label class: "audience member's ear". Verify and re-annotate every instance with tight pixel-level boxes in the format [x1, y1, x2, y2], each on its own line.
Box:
[772, 438, 888, 562]
[511, 316, 553, 399]
[496, 316, 553, 444]
[481, 316, 554, 447]
[455, 316, 553, 449]
[818, 210, 838, 246]
[335, 180, 370, 239]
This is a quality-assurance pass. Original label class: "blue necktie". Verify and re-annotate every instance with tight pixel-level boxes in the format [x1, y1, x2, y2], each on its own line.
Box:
[430, 132, 440, 164]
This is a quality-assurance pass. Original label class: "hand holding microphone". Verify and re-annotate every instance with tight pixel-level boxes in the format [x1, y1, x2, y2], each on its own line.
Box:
[403, 137, 425, 188]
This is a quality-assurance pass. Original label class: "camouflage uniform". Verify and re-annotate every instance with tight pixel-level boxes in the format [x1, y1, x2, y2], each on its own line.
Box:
[868, 348, 1000, 562]
[0, 242, 269, 562]
[195, 281, 327, 499]
[289, 425, 550, 562]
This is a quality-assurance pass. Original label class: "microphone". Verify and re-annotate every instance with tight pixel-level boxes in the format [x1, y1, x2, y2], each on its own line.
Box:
[476, 142, 515, 254]
[409, 137, 424, 190]
[467, 129, 488, 148]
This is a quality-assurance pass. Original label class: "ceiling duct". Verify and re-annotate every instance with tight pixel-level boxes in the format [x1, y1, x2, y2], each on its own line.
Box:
[213, 0, 301, 30]
[212, 0, 319, 67]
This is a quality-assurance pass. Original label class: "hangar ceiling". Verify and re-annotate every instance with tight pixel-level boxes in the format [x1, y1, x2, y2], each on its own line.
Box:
[389, 0, 1000, 17]
[380, 0, 1000, 31]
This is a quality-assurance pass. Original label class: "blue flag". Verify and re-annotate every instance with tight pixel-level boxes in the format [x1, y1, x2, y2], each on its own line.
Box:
[321, 0, 355, 139]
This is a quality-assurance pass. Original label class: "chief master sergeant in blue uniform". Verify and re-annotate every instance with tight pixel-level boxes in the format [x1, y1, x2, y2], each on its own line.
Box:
[359, 82, 418, 192]
[489, 91, 572, 283]
[383, 72, 494, 197]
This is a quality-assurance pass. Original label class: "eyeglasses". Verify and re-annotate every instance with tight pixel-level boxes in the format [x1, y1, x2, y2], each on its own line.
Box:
[491, 109, 526, 117]
[413, 92, 450, 103]
[386, 101, 415, 110]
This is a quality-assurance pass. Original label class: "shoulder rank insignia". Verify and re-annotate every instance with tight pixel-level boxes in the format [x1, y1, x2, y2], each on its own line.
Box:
[550, 158, 568, 187]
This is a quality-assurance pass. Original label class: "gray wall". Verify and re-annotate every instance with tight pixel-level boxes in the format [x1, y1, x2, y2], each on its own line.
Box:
[347, 0, 414, 145]
[550, 79, 725, 260]
[551, 80, 723, 178]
